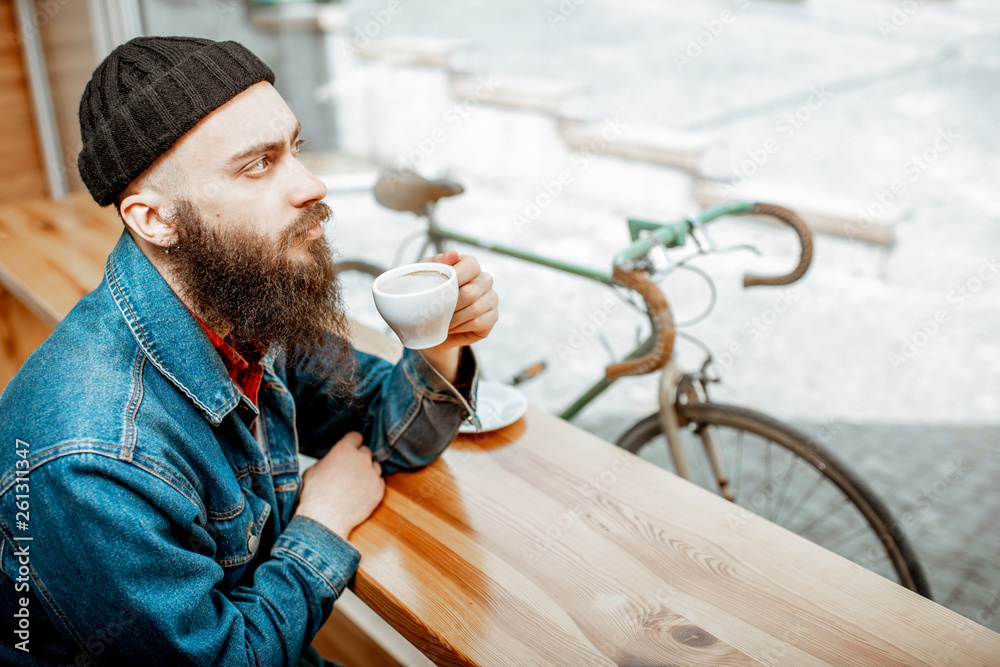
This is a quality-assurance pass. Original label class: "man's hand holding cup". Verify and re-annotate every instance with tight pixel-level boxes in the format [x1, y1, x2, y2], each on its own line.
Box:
[372, 250, 498, 382]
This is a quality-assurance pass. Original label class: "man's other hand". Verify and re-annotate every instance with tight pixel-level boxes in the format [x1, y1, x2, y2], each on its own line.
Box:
[295, 432, 386, 540]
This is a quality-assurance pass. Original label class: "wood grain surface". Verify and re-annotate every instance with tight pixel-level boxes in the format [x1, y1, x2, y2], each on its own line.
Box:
[347, 402, 1000, 666]
[0, 286, 52, 390]
[310, 605, 405, 667]
[0, 192, 121, 326]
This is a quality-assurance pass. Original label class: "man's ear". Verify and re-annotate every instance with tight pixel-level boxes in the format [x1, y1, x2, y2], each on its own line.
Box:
[119, 192, 174, 249]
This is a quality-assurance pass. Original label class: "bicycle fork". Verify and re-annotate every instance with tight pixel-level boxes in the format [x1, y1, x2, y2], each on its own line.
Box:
[657, 362, 735, 502]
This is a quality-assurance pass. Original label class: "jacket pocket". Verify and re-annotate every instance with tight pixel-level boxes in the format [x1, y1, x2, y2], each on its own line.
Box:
[204, 490, 271, 570]
[270, 459, 301, 526]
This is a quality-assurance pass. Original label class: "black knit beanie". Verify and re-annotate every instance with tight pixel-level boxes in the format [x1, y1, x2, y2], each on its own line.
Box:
[78, 36, 275, 207]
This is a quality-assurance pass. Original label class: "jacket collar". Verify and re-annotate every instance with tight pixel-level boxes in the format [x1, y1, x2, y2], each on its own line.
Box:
[104, 231, 244, 426]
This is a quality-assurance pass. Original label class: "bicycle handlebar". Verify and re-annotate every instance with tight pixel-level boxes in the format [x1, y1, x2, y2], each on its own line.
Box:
[739, 203, 813, 287]
[605, 202, 813, 380]
[605, 266, 676, 381]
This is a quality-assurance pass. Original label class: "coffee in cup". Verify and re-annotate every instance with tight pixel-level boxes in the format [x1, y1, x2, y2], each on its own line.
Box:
[372, 263, 459, 349]
[378, 270, 449, 295]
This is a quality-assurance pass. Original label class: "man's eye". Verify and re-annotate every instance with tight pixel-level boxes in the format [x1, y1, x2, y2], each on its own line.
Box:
[246, 157, 269, 174]
[293, 139, 306, 156]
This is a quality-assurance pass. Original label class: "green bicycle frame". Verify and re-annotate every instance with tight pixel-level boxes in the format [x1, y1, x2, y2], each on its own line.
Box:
[418, 201, 757, 421]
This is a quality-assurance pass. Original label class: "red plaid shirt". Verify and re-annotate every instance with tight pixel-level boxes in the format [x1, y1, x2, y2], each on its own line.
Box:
[190, 312, 265, 418]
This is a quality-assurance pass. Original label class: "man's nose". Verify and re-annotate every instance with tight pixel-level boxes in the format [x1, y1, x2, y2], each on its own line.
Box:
[288, 158, 327, 207]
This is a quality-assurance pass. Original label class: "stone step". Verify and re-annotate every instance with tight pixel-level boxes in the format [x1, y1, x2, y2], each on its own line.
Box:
[693, 179, 900, 245]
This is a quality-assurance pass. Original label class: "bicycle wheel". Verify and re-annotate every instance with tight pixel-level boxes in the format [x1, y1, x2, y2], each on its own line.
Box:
[335, 260, 387, 333]
[617, 403, 931, 597]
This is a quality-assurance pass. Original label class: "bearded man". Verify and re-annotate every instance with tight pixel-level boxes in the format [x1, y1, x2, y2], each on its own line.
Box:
[0, 36, 497, 665]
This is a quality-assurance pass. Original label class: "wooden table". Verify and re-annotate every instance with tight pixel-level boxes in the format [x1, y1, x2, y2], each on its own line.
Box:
[3, 194, 1000, 665]
[343, 404, 1000, 666]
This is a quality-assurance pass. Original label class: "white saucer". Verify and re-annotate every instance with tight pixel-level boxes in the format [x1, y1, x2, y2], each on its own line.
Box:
[459, 381, 529, 433]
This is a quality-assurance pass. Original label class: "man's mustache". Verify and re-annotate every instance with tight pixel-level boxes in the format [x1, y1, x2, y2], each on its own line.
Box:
[282, 201, 333, 249]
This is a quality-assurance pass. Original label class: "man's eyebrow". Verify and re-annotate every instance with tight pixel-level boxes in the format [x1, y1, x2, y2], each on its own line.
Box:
[226, 121, 302, 167]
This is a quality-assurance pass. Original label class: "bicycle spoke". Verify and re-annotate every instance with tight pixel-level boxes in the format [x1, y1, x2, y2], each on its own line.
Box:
[733, 429, 745, 501]
[773, 472, 826, 529]
[825, 523, 878, 555]
[771, 455, 800, 525]
[765, 440, 773, 521]
[692, 437, 712, 488]
[794, 497, 852, 541]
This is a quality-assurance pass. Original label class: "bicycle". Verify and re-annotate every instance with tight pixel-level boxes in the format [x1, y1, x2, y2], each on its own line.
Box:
[336, 170, 931, 598]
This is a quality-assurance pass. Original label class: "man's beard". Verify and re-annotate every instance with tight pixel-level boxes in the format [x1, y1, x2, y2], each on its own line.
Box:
[162, 199, 355, 392]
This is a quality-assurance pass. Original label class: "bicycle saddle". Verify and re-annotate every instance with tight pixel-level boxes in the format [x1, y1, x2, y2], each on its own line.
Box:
[373, 171, 464, 217]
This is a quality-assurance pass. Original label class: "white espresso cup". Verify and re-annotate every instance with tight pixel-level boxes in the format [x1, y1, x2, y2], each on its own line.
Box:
[372, 262, 459, 349]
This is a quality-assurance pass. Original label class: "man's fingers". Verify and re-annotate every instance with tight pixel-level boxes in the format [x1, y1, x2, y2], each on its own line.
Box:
[418, 253, 484, 293]
[442, 331, 489, 348]
[451, 288, 499, 330]
[336, 431, 364, 449]
[453, 255, 481, 287]
[449, 308, 499, 336]
[420, 250, 460, 266]
[454, 272, 493, 312]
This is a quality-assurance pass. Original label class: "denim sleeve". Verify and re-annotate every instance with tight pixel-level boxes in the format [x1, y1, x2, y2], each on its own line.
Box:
[290, 345, 478, 475]
[15, 452, 358, 666]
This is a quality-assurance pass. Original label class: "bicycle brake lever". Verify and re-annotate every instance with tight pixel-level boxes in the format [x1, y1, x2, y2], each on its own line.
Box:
[690, 221, 715, 254]
[641, 231, 673, 277]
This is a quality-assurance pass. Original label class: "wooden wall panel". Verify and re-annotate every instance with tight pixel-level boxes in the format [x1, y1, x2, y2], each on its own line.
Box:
[38, 0, 95, 193]
[0, 0, 48, 204]
[0, 285, 52, 391]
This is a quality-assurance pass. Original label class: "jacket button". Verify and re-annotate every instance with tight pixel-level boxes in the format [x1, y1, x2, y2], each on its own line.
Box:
[248, 533, 260, 554]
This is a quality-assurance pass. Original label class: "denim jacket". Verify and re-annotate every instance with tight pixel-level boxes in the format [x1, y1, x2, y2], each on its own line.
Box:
[0, 231, 477, 665]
